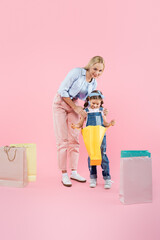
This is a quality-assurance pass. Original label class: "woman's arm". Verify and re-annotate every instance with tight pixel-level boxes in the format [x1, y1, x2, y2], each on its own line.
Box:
[62, 97, 87, 118]
[59, 68, 87, 118]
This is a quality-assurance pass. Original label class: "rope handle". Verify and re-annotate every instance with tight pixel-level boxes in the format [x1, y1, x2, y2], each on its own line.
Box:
[4, 146, 17, 162]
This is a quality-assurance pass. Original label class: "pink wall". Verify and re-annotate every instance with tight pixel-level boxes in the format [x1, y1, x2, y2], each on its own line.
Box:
[0, 0, 159, 184]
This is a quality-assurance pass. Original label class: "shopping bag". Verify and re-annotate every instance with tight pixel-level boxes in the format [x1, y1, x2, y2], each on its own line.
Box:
[81, 126, 106, 165]
[0, 146, 28, 187]
[10, 144, 37, 181]
[119, 150, 152, 204]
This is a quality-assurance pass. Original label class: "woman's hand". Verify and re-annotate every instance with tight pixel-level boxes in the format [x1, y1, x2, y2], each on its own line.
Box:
[73, 106, 87, 118]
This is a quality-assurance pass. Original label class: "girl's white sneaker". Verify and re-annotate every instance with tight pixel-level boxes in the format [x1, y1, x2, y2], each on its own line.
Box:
[104, 179, 113, 189]
[90, 178, 97, 188]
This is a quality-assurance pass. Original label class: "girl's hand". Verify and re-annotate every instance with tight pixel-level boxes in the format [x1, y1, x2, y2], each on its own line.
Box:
[73, 106, 87, 118]
[103, 108, 109, 116]
[110, 120, 115, 126]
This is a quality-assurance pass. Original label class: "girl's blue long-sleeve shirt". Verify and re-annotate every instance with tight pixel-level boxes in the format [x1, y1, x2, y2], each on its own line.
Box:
[58, 68, 97, 100]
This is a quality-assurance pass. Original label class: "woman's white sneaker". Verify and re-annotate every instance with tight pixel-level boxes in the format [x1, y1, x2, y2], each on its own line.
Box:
[70, 173, 86, 182]
[90, 178, 97, 188]
[62, 174, 72, 187]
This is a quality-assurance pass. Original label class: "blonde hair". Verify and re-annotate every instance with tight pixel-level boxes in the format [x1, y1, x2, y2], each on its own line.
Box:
[84, 56, 105, 71]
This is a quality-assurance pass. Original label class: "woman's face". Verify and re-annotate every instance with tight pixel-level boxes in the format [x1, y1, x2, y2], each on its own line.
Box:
[89, 63, 104, 78]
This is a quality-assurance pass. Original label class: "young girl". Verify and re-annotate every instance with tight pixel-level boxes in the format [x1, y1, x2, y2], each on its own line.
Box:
[71, 90, 115, 189]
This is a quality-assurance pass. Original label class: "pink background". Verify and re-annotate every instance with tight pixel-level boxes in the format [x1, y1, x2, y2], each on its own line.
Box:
[0, 0, 160, 239]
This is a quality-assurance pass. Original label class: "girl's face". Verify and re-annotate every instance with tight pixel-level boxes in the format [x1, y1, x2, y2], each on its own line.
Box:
[89, 63, 104, 78]
[89, 98, 101, 109]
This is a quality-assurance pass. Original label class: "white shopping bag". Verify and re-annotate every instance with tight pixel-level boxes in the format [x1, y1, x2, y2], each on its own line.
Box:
[119, 151, 152, 204]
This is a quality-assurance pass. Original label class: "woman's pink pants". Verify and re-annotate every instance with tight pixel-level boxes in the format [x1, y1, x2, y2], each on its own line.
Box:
[53, 93, 80, 171]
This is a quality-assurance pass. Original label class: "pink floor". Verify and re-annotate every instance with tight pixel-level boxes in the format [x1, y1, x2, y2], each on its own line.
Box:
[0, 169, 159, 240]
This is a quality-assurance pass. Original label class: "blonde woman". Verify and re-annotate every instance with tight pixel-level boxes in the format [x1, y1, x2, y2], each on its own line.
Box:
[53, 56, 105, 187]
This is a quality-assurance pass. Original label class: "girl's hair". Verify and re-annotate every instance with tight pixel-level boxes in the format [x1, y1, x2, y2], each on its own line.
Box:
[84, 90, 104, 108]
[84, 56, 105, 71]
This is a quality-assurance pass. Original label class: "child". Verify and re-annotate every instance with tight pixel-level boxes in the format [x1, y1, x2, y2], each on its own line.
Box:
[71, 90, 115, 189]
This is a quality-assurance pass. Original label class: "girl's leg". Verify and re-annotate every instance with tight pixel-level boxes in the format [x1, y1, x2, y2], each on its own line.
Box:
[101, 135, 111, 180]
[88, 156, 97, 179]
[88, 156, 97, 187]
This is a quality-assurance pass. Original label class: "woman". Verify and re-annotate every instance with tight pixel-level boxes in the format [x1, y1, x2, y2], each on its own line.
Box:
[53, 56, 105, 187]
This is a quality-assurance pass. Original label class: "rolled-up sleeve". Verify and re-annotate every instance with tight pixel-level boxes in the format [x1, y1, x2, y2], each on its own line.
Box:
[58, 68, 81, 97]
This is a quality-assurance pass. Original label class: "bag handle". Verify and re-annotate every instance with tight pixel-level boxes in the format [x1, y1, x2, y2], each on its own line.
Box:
[4, 146, 17, 162]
